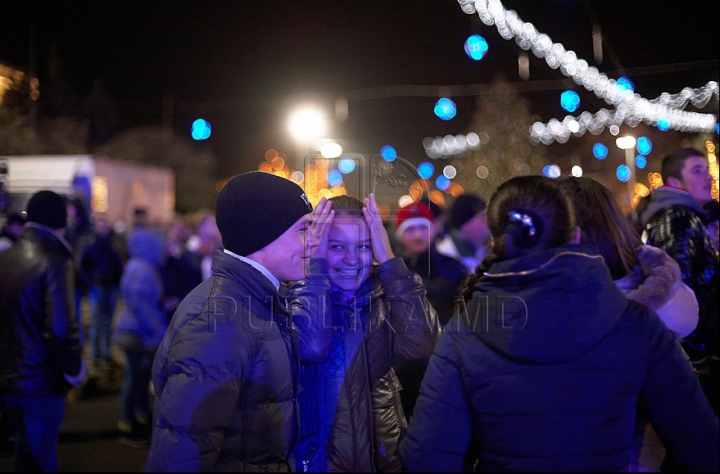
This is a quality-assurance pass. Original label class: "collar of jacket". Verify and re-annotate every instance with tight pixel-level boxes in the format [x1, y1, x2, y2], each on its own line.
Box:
[483, 243, 604, 279]
[640, 186, 708, 226]
[211, 249, 289, 321]
[22, 223, 73, 255]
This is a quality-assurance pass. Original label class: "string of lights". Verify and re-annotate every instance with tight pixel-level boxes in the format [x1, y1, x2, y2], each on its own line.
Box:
[457, 0, 719, 144]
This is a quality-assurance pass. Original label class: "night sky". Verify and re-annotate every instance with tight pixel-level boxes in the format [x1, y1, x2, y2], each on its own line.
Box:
[2, 0, 718, 179]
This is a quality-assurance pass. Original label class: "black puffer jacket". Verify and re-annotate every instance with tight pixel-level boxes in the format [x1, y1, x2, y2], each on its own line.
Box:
[0, 224, 82, 396]
[641, 187, 719, 361]
[289, 257, 439, 472]
[146, 250, 299, 472]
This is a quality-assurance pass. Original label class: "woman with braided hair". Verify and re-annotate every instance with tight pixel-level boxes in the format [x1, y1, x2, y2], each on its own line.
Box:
[400, 175, 718, 472]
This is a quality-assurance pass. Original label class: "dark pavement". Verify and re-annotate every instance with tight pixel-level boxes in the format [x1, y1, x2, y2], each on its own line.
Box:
[0, 374, 151, 472]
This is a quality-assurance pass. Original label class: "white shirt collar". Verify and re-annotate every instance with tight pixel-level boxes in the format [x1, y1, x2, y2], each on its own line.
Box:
[222, 248, 280, 290]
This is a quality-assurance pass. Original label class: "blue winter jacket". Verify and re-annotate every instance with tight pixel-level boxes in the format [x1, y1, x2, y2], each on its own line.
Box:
[146, 250, 299, 472]
[114, 228, 167, 350]
[400, 244, 719, 472]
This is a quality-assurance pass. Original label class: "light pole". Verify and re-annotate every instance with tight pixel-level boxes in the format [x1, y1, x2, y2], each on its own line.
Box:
[616, 135, 636, 203]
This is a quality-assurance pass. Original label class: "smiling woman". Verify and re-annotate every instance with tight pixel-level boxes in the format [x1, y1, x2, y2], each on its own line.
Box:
[287, 193, 440, 472]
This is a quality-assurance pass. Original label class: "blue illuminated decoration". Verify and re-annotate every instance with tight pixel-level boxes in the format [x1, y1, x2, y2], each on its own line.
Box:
[380, 145, 397, 162]
[418, 162, 434, 179]
[434, 98, 457, 121]
[191, 119, 211, 140]
[435, 175, 451, 191]
[616, 77, 635, 92]
[658, 117, 670, 131]
[593, 143, 608, 160]
[560, 90, 580, 113]
[616, 164, 632, 182]
[338, 158, 356, 174]
[635, 155, 647, 169]
[542, 164, 561, 178]
[636, 136, 652, 155]
[327, 169, 343, 187]
[464, 35, 489, 60]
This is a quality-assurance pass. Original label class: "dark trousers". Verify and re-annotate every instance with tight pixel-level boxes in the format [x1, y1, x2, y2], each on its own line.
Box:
[1, 395, 65, 472]
[120, 349, 155, 424]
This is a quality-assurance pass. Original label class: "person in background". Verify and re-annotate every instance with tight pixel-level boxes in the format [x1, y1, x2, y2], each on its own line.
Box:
[400, 175, 718, 472]
[436, 193, 491, 274]
[79, 216, 124, 373]
[161, 216, 202, 323]
[289, 194, 439, 472]
[146, 171, 315, 471]
[392, 201, 468, 424]
[113, 226, 167, 448]
[0, 213, 25, 253]
[640, 147, 719, 415]
[703, 199, 719, 250]
[560, 176, 700, 471]
[0, 190, 87, 472]
[185, 211, 222, 280]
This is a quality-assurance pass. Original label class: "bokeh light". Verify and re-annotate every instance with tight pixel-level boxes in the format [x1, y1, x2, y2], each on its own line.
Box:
[560, 90, 580, 113]
[381, 145, 397, 162]
[338, 158, 356, 174]
[327, 169, 343, 187]
[436, 175, 451, 191]
[635, 155, 647, 169]
[616, 164, 632, 182]
[571, 165, 583, 177]
[191, 118, 211, 140]
[636, 136, 652, 155]
[443, 165, 457, 179]
[593, 143, 608, 159]
[464, 34, 489, 60]
[658, 116, 670, 131]
[398, 195, 415, 208]
[616, 76, 634, 92]
[543, 164, 561, 178]
[418, 162, 434, 179]
[434, 98, 457, 121]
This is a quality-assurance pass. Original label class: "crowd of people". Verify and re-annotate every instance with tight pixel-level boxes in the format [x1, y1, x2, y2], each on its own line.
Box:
[0, 146, 718, 472]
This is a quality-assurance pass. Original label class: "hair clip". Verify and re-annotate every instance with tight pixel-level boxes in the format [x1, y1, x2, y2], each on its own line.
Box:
[507, 210, 537, 236]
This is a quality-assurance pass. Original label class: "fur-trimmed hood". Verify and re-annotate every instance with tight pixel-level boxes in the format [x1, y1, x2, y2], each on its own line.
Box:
[615, 245, 698, 338]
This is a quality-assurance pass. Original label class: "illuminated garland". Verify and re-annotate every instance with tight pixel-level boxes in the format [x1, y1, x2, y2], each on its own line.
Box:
[457, 0, 719, 144]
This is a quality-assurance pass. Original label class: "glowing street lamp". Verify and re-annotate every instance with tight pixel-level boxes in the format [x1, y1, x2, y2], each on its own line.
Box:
[288, 106, 327, 170]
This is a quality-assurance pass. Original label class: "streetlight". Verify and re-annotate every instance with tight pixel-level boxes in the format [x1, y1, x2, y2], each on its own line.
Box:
[288, 106, 327, 171]
[616, 135, 637, 203]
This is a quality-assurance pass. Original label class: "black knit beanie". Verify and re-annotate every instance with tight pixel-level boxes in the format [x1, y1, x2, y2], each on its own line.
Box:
[26, 190, 67, 230]
[216, 171, 313, 256]
[450, 193, 486, 229]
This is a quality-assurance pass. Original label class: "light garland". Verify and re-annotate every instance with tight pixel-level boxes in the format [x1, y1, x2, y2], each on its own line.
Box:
[457, 0, 719, 144]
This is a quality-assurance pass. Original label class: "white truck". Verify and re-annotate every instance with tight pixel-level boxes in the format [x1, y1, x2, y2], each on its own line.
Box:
[0, 154, 175, 227]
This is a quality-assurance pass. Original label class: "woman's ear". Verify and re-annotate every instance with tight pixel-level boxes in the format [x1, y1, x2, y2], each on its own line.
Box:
[571, 226, 582, 244]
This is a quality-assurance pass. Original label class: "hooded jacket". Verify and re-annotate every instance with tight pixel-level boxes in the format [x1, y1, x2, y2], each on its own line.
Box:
[113, 228, 167, 351]
[289, 257, 439, 472]
[400, 244, 718, 472]
[640, 186, 719, 361]
[146, 250, 299, 472]
[0, 224, 83, 396]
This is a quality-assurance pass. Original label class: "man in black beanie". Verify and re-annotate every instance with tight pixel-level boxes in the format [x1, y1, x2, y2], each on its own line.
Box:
[147, 171, 331, 471]
[436, 192, 491, 273]
[0, 190, 87, 471]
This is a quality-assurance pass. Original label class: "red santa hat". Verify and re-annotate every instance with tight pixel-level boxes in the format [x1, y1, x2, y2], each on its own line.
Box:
[394, 202, 435, 240]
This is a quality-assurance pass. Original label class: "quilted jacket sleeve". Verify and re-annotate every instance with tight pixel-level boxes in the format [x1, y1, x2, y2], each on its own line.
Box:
[288, 258, 335, 363]
[376, 257, 440, 360]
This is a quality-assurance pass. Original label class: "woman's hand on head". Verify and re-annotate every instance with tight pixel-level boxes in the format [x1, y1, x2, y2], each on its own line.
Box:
[362, 193, 394, 265]
[310, 197, 334, 259]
